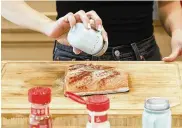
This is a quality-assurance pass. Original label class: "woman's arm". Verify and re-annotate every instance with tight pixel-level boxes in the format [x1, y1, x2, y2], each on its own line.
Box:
[2, 1, 108, 54]
[2, 1, 53, 36]
[158, 1, 182, 36]
[158, 1, 182, 62]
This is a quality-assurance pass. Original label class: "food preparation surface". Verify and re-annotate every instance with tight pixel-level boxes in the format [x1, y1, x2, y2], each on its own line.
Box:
[1, 61, 182, 127]
[2, 125, 182, 128]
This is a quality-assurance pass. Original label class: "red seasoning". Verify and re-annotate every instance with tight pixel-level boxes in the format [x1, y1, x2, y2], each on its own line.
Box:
[28, 87, 52, 128]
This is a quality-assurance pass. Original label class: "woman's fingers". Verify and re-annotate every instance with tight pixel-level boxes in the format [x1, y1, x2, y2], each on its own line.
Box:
[74, 10, 91, 29]
[102, 27, 108, 43]
[88, 19, 99, 31]
[62, 10, 103, 31]
[58, 10, 106, 55]
[61, 10, 103, 31]
[73, 47, 82, 54]
[63, 12, 76, 28]
[87, 10, 102, 31]
[89, 18, 108, 43]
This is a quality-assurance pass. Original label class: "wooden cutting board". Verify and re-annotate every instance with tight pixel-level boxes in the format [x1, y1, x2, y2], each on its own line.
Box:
[1, 61, 181, 114]
[1, 125, 182, 128]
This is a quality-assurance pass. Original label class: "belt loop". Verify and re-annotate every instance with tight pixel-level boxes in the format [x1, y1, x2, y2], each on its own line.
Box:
[53, 40, 57, 54]
[53, 41, 57, 60]
[131, 43, 145, 61]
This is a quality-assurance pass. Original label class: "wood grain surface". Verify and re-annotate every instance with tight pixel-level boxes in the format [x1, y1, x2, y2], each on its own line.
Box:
[2, 125, 182, 128]
[1, 61, 182, 127]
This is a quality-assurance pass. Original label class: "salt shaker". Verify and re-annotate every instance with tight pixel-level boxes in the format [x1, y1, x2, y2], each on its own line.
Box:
[142, 97, 172, 128]
[28, 87, 52, 128]
[65, 92, 110, 128]
[67, 23, 108, 56]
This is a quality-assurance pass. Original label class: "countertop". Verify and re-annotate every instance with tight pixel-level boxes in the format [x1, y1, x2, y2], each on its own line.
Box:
[1, 61, 182, 127]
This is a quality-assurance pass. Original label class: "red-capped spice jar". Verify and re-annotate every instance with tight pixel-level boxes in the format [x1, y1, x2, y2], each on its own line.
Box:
[28, 87, 52, 128]
[86, 95, 110, 128]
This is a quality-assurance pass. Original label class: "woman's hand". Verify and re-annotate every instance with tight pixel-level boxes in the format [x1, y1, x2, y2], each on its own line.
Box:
[45, 10, 108, 54]
[2, 2, 107, 54]
[163, 29, 182, 62]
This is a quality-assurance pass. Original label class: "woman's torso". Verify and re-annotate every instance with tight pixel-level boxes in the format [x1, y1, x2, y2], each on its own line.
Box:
[56, 1, 154, 46]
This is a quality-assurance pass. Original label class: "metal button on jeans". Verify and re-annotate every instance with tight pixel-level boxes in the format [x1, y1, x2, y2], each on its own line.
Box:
[114, 50, 120, 57]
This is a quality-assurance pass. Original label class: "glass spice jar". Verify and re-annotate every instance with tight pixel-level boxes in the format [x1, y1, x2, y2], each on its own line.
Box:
[142, 97, 171, 128]
[28, 87, 52, 128]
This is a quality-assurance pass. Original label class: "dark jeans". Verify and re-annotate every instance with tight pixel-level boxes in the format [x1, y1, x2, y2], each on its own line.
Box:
[53, 35, 162, 61]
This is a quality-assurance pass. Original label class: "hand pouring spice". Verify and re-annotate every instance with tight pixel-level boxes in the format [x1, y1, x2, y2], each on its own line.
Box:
[65, 92, 110, 128]
[28, 87, 52, 128]
[67, 23, 108, 56]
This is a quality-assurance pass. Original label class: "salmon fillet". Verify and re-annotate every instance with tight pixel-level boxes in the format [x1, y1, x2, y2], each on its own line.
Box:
[64, 64, 129, 96]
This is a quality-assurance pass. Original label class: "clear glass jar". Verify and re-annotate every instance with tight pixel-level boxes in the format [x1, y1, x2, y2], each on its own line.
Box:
[142, 97, 171, 128]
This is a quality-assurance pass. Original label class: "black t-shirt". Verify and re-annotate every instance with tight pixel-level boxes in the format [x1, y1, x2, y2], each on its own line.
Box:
[56, 1, 154, 46]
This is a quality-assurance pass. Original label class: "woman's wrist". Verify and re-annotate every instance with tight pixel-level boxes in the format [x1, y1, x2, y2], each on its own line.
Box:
[172, 28, 182, 37]
[39, 18, 55, 37]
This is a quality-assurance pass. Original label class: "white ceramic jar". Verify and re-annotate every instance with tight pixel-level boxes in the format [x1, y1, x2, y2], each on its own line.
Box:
[142, 97, 172, 128]
[67, 23, 108, 56]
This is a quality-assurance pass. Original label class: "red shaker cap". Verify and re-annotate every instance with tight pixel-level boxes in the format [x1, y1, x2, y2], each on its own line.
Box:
[65, 92, 110, 112]
[86, 95, 110, 112]
[28, 87, 51, 104]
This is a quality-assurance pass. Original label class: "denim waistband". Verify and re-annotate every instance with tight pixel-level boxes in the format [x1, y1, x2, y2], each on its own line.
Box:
[54, 35, 154, 52]
[53, 35, 156, 61]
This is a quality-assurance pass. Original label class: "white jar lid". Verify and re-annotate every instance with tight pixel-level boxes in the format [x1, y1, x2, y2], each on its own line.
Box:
[144, 97, 170, 111]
